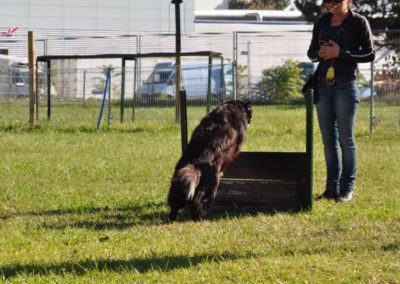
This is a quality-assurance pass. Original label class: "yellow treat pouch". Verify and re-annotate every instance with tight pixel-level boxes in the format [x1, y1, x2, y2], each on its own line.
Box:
[326, 60, 335, 84]
[326, 66, 335, 81]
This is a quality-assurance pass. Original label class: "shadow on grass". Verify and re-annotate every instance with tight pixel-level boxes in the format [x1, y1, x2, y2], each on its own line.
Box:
[206, 206, 303, 221]
[3, 202, 170, 230]
[0, 251, 257, 279]
[2, 201, 301, 230]
[161, 204, 303, 223]
[35, 206, 282, 230]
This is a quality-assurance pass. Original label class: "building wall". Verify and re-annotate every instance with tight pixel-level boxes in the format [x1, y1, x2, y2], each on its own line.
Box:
[195, 0, 228, 10]
[0, 0, 195, 32]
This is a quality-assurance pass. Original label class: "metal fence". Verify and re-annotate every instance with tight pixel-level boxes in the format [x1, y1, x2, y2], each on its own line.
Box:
[33, 61, 236, 126]
[0, 27, 399, 130]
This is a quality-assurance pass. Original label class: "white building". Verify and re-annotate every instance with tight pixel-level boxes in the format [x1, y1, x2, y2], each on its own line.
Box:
[0, 0, 195, 33]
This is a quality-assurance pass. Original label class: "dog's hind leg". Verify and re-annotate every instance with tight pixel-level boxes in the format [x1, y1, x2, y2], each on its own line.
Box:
[167, 186, 187, 222]
[169, 207, 179, 222]
[190, 173, 220, 221]
[190, 190, 219, 221]
[190, 190, 204, 221]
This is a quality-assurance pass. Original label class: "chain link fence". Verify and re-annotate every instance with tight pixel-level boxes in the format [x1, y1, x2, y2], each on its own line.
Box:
[0, 28, 399, 130]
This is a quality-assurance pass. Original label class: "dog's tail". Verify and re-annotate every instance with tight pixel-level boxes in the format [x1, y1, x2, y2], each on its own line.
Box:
[167, 164, 201, 221]
[173, 164, 201, 201]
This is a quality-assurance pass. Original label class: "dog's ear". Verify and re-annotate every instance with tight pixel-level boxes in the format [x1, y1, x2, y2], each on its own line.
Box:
[243, 101, 252, 123]
[243, 101, 251, 109]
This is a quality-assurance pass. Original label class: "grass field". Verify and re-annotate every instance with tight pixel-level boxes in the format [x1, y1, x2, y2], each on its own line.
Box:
[0, 103, 399, 282]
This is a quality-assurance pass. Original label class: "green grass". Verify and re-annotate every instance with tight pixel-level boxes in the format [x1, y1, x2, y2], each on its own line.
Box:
[0, 103, 399, 282]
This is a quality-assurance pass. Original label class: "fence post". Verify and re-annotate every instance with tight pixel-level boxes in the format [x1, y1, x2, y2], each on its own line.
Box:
[369, 61, 375, 134]
[132, 59, 137, 122]
[28, 31, 36, 127]
[233, 31, 238, 100]
[121, 59, 126, 123]
[35, 61, 39, 122]
[83, 70, 86, 101]
[180, 89, 188, 154]
[136, 34, 142, 92]
[220, 57, 224, 102]
[47, 61, 51, 121]
[247, 41, 251, 94]
[232, 62, 236, 100]
[207, 56, 212, 113]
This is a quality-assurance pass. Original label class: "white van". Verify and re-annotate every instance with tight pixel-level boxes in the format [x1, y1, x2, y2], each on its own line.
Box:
[138, 61, 232, 100]
[0, 55, 30, 97]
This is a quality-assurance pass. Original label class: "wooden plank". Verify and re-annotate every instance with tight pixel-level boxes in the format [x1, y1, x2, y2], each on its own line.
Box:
[222, 152, 307, 181]
[216, 179, 307, 210]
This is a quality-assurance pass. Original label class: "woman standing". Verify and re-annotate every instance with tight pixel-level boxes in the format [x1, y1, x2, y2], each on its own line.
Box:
[307, 0, 375, 201]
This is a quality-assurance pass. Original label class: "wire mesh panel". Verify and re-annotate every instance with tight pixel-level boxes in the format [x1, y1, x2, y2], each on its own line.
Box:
[359, 29, 400, 132]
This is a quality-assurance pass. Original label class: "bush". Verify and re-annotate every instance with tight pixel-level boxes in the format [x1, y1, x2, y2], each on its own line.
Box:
[260, 59, 305, 102]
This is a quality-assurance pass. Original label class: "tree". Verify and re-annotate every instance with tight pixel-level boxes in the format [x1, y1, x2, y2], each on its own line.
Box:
[260, 59, 304, 102]
[354, 0, 400, 52]
[295, 0, 400, 28]
[352, 0, 400, 30]
[293, 0, 322, 22]
[229, 0, 290, 10]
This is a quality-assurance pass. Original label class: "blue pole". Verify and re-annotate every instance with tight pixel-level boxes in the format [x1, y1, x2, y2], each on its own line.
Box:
[97, 67, 111, 129]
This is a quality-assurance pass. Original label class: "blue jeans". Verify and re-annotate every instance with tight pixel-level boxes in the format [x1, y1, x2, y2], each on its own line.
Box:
[316, 79, 359, 193]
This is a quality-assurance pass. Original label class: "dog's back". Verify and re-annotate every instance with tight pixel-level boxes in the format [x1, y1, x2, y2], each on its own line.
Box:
[168, 100, 252, 221]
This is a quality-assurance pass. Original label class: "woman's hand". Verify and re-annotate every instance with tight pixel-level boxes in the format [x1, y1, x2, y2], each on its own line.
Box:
[318, 40, 340, 60]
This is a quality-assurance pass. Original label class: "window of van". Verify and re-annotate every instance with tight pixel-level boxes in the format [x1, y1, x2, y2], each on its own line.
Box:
[12, 70, 25, 86]
[167, 73, 176, 86]
[166, 72, 185, 86]
[146, 70, 172, 84]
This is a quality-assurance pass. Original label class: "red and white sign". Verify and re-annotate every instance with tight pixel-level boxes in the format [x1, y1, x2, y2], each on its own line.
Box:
[1, 27, 18, 37]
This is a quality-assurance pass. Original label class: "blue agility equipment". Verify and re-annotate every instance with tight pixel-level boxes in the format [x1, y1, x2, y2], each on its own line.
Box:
[97, 67, 111, 129]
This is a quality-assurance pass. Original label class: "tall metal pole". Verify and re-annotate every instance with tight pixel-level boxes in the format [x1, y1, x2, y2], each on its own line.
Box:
[305, 90, 314, 210]
[172, 0, 187, 154]
[173, 0, 182, 123]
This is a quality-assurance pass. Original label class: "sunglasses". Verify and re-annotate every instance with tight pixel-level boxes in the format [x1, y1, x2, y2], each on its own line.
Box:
[323, 0, 344, 4]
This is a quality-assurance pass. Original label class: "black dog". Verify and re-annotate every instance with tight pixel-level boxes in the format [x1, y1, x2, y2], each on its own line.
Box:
[167, 100, 252, 221]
